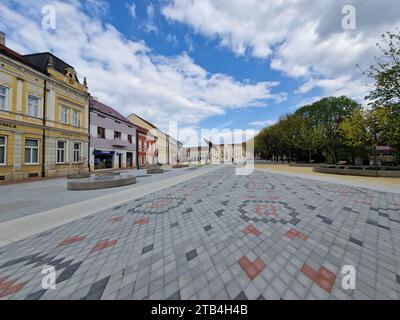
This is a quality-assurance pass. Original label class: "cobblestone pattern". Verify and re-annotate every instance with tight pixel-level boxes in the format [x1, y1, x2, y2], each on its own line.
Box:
[0, 168, 197, 223]
[0, 167, 400, 300]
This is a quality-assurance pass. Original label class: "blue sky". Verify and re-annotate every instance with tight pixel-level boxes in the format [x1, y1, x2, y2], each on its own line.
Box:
[0, 0, 399, 144]
[83, 0, 315, 130]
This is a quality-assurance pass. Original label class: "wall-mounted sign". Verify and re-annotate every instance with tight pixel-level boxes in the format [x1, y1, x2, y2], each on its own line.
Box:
[0, 122, 17, 129]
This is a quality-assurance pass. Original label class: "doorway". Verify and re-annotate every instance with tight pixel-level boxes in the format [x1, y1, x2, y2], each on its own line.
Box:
[127, 152, 133, 168]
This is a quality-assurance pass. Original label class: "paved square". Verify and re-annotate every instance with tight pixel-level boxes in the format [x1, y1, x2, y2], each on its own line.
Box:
[0, 166, 400, 300]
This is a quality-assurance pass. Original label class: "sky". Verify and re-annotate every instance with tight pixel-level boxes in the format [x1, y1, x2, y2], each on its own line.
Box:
[0, 0, 399, 145]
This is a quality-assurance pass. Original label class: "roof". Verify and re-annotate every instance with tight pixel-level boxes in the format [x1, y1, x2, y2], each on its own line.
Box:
[128, 113, 183, 145]
[128, 112, 157, 129]
[24, 52, 79, 82]
[0, 44, 43, 73]
[0, 44, 79, 82]
[90, 98, 135, 127]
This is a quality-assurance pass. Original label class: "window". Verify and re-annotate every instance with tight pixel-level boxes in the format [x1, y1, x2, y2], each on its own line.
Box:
[71, 110, 80, 127]
[97, 127, 105, 139]
[128, 135, 133, 144]
[73, 142, 81, 163]
[0, 136, 6, 165]
[57, 141, 66, 164]
[28, 95, 40, 118]
[0, 86, 6, 110]
[25, 139, 39, 164]
[114, 131, 121, 140]
[61, 106, 68, 124]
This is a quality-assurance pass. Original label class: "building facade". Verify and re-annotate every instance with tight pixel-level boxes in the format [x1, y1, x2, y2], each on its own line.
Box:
[127, 113, 180, 166]
[0, 33, 89, 181]
[89, 98, 137, 171]
[181, 143, 248, 164]
[137, 127, 157, 168]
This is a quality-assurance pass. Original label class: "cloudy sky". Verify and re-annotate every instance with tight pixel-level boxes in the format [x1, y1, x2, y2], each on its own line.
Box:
[0, 0, 399, 141]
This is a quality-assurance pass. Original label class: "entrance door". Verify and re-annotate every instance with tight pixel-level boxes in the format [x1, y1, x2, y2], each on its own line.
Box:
[119, 153, 122, 168]
[127, 152, 133, 168]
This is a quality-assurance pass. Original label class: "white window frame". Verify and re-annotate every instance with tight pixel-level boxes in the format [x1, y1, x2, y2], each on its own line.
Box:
[0, 135, 6, 165]
[71, 109, 80, 127]
[25, 139, 40, 164]
[28, 95, 41, 118]
[0, 85, 8, 111]
[57, 140, 67, 164]
[73, 142, 81, 163]
[61, 105, 69, 124]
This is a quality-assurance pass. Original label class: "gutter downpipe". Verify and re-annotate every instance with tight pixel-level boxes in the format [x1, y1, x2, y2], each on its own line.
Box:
[42, 79, 47, 178]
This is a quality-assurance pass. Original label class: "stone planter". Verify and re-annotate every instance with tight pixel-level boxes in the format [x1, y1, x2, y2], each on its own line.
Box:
[314, 165, 400, 177]
[67, 172, 91, 179]
[172, 164, 189, 169]
[96, 171, 121, 176]
[67, 174, 136, 190]
[147, 167, 164, 174]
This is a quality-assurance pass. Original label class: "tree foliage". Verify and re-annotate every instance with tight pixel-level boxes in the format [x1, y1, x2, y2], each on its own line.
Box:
[365, 29, 400, 106]
[253, 28, 400, 165]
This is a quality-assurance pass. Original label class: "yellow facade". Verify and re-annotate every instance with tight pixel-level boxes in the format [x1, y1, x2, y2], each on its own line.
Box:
[0, 46, 89, 181]
[127, 113, 179, 165]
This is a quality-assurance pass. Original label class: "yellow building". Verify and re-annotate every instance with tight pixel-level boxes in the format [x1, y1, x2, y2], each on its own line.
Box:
[127, 113, 180, 165]
[0, 33, 89, 181]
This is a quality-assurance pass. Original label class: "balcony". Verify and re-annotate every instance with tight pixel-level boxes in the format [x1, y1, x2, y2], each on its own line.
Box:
[112, 139, 131, 148]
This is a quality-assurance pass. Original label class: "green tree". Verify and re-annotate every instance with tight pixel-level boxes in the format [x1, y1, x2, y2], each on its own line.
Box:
[296, 96, 360, 163]
[340, 107, 393, 165]
[298, 115, 325, 162]
[365, 29, 400, 106]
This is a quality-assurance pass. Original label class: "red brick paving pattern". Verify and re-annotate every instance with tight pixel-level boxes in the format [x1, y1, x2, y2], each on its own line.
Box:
[109, 216, 124, 223]
[239, 256, 266, 280]
[59, 236, 86, 247]
[0, 277, 27, 298]
[134, 217, 150, 225]
[91, 239, 118, 253]
[285, 229, 308, 241]
[300, 264, 336, 293]
[242, 225, 262, 237]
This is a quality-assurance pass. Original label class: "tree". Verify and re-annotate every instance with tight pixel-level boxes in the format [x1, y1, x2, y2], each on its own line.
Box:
[340, 107, 393, 165]
[298, 115, 325, 162]
[365, 29, 400, 106]
[296, 96, 360, 163]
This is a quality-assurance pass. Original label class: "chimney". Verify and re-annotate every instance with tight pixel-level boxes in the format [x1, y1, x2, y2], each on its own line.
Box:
[0, 31, 5, 46]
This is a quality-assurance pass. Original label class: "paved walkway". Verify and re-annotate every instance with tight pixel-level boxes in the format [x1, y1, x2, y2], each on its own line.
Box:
[0, 167, 202, 223]
[0, 166, 400, 300]
[256, 165, 400, 193]
[0, 165, 220, 247]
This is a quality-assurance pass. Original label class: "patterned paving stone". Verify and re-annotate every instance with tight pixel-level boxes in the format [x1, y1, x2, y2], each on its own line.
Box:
[0, 166, 400, 300]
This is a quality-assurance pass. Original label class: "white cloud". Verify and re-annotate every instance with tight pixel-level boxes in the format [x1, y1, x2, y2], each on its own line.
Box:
[249, 120, 276, 127]
[85, 0, 109, 18]
[0, 0, 282, 131]
[162, 0, 400, 101]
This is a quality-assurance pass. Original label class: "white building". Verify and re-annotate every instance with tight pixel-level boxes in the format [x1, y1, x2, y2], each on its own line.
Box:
[89, 98, 137, 171]
[181, 143, 250, 164]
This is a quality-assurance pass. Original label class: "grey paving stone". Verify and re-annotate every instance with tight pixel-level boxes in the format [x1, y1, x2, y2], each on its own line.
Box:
[1, 166, 400, 301]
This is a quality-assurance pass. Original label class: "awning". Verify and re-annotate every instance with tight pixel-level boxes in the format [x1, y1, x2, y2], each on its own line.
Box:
[93, 149, 115, 156]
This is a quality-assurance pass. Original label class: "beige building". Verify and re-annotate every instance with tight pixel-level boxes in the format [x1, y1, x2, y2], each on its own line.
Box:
[181, 143, 248, 164]
[127, 113, 180, 165]
[0, 32, 89, 181]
